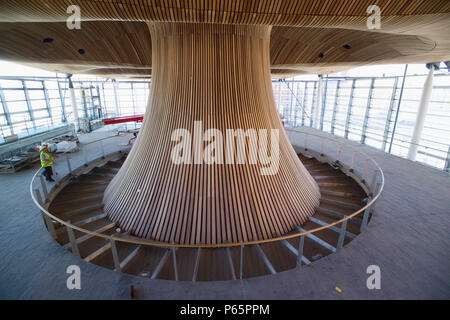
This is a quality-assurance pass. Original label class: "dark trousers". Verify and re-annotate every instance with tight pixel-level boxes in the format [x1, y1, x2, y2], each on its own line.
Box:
[44, 166, 53, 181]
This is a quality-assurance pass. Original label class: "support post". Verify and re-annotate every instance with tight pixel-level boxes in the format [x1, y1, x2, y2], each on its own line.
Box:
[239, 245, 244, 280]
[66, 222, 81, 258]
[336, 144, 342, 163]
[362, 159, 369, 182]
[350, 151, 356, 171]
[360, 203, 372, 232]
[407, 64, 436, 161]
[110, 239, 122, 272]
[34, 188, 57, 240]
[296, 235, 305, 268]
[39, 175, 48, 200]
[83, 148, 88, 166]
[336, 220, 348, 250]
[172, 246, 178, 281]
[100, 140, 105, 158]
[370, 169, 378, 195]
[66, 156, 72, 175]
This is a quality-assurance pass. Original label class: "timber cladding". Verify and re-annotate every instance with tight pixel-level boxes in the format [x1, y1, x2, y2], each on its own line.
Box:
[103, 23, 321, 244]
[0, 1, 449, 76]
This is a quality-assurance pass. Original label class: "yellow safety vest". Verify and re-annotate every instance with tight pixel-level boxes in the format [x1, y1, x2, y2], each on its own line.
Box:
[40, 151, 53, 167]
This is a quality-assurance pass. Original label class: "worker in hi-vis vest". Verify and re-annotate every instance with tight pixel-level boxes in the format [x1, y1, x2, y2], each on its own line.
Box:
[40, 143, 55, 182]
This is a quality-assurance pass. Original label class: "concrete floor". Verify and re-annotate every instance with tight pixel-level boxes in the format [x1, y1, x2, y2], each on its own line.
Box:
[0, 127, 449, 299]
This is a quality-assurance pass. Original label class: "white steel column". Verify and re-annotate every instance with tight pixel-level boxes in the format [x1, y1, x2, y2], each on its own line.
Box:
[314, 75, 323, 129]
[407, 65, 435, 161]
[67, 75, 79, 131]
[112, 79, 120, 116]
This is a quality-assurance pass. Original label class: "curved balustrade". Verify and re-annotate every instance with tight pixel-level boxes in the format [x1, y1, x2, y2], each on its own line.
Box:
[30, 130, 384, 280]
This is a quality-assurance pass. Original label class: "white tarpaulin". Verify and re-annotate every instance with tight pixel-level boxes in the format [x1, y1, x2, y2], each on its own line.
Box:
[56, 141, 78, 153]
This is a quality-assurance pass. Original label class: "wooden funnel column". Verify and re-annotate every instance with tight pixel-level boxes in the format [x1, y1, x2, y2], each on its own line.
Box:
[103, 23, 320, 244]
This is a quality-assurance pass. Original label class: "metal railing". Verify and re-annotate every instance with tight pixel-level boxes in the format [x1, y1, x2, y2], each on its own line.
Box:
[30, 130, 384, 279]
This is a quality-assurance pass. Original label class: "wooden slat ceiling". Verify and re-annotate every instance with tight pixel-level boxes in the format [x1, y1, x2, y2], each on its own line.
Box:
[1, 1, 449, 24]
[0, 0, 449, 76]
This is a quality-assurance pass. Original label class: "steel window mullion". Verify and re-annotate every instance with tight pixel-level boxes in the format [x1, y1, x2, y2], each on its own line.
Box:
[294, 81, 299, 126]
[89, 84, 95, 120]
[0, 83, 15, 136]
[41, 81, 54, 125]
[320, 75, 328, 131]
[56, 77, 67, 122]
[83, 86, 88, 118]
[277, 81, 281, 112]
[21, 80, 36, 129]
[101, 82, 108, 117]
[331, 80, 341, 134]
[360, 78, 375, 144]
[381, 77, 399, 151]
[344, 79, 356, 139]
[131, 82, 136, 116]
[311, 81, 317, 127]
[302, 82, 307, 126]
[443, 147, 450, 172]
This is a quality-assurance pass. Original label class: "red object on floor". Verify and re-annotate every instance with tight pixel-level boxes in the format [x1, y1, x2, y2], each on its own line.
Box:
[103, 115, 144, 125]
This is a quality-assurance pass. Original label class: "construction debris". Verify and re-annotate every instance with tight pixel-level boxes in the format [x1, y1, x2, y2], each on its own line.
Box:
[0, 149, 40, 173]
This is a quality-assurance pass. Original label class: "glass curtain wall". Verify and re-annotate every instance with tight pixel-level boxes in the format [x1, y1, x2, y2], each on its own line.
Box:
[1, 72, 449, 172]
[273, 72, 450, 172]
[0, 76, 150, 142]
